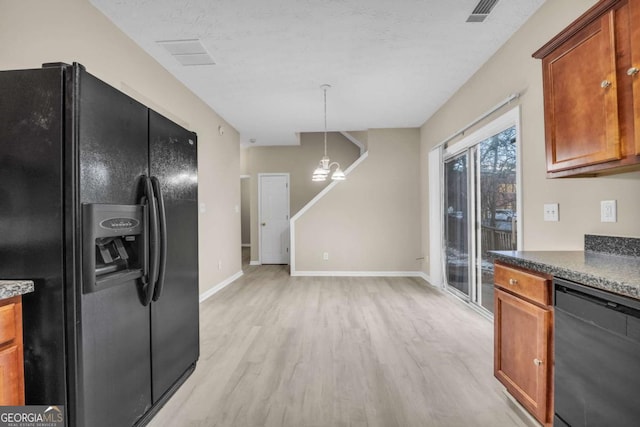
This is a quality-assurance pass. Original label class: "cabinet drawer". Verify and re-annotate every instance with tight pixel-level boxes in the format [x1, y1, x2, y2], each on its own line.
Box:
[0, 303, 17, 346]
[495, 263, 551, 306]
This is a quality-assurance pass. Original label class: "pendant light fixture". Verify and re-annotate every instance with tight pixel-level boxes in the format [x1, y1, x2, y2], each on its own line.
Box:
[312, 84, 346, 182]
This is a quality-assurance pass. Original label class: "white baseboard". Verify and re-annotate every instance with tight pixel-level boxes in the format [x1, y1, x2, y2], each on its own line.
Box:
[417, 271, 431, 283]
[291, 271, 426, 277]
[199, 270, 243, 303]
[249, 261, 261, 266]
[416, 271, 446, 290]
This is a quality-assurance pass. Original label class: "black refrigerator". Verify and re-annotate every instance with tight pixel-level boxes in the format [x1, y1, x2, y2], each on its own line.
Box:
[0, 63, 199, 426]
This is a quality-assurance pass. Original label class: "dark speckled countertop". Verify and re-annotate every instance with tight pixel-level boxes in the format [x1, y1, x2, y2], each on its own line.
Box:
[0, 280, 35, 300]
[491, 251, 640, 300]
[491, 235, 640, 300]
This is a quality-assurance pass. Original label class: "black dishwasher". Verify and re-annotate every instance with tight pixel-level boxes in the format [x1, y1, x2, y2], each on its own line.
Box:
[554, 278, 640, 427]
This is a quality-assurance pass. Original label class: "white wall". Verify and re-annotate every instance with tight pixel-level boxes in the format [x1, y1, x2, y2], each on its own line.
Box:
[1, 0, 242, 294]
[419, 0, 640, 276]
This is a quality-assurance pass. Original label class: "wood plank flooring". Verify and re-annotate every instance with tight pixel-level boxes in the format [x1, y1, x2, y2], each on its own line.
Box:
[148, 265, 527, 427]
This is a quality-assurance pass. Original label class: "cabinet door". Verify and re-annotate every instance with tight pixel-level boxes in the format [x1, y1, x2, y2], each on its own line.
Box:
[542, 10, 621, 172]
[630, 0, 640, 156]
[494, 288, 552, 424]
[0, 345, 22, 405]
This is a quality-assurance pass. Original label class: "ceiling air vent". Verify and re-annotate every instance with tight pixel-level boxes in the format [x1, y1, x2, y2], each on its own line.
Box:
[466, 0, 500, 23]
[156, 39, 215, 66]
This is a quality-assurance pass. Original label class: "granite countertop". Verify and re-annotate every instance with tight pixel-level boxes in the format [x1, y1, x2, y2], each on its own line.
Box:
[0, 280, 35, 300]
[491, 250, 640, 301]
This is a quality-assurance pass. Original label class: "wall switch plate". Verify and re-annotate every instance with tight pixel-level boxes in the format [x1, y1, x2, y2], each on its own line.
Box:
[323, 252, 329, 261]
[601, 200, 617, 222]
[199, 202, 206, 213]
[543, 203, 559, 222]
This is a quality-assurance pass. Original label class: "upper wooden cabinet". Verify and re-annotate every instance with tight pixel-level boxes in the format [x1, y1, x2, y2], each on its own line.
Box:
[534, 0, 640, 177]
[631, 0, 640, 156]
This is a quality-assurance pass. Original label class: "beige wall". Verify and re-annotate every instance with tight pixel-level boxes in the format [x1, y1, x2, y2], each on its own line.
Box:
[1, 0, 242, 294]
[420, 0, 640, 275]
[295, 128, 422, 272]
[240, 147, 249, 175]
[245, 132, 360, 262]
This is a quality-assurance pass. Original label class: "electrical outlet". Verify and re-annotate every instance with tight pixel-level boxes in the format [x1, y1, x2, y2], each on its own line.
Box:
[543, 203, 559, 222]
[601, 200, 617, 222]
[323, 252, 329, 261]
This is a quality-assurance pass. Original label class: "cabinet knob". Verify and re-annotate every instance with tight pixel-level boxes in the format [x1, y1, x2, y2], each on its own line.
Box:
[261, 222, 266, 226]
[533, 358, 544, 366]
[600, 80, 612, 88]
[508, 278, 518, 286]
[628, 67, 639, 76]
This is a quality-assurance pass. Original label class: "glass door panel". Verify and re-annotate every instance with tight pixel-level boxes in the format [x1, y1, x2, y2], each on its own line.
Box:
[443, 120, 518, 316]
[476, 126, 518, 313]
[444, 153, 469, 297]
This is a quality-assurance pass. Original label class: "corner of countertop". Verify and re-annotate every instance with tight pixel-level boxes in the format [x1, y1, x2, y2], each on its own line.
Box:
[0, 280, 35, 300]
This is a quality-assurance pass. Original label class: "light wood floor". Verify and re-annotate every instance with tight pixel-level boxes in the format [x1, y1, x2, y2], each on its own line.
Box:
[148, 264, 526, 427]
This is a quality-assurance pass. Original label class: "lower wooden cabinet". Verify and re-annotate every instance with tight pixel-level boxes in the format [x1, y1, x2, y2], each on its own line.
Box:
[494, 263, 553, 425]
[0, 295, 25, 405]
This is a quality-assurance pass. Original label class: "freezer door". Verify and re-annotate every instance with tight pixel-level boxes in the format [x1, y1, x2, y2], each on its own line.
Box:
[0, 67, 67, 408]
[76, 67, 152, 427]
[148, 110, 199, 403]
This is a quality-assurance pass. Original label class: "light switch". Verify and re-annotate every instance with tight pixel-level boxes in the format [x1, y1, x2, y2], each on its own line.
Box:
[543, 203, 559, 222]
[601, 200, 617, 222]
[199, 202, 206, 213]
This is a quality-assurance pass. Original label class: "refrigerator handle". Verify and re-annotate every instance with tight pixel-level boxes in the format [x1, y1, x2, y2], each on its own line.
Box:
[140, 197, 150, 286]
[151, 176, 167, 302]
[143, 175, 159, 306]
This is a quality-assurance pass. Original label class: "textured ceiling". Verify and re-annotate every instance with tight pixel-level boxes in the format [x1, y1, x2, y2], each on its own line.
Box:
[90, 0, 545, 146]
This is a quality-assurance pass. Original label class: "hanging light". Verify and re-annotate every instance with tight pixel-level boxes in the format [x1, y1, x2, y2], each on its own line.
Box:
[312, 84, 345, 182]
[331, 166, 346, 180]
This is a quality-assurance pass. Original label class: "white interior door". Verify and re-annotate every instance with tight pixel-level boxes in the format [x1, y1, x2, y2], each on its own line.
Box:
[259, 174, 290, 264]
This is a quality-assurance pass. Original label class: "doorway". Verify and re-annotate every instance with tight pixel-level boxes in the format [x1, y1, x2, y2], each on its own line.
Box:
[240, 175, 251, 267]
[258, 173, 290, 264]
[443, 108, 521, 315]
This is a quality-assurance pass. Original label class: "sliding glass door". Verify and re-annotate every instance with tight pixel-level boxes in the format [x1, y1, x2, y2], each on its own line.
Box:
[444, 153, 470, 297]
[443, 110, 519, 315]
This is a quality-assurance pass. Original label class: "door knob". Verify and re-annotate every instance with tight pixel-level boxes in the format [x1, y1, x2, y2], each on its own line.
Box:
[533, 358, 543, 366]
[261, 222, 266, 226]
[628, 67, 639, 76]
[601, 80, 612, 88]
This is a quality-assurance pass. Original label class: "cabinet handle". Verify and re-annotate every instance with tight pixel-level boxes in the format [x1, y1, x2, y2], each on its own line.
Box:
[533, 358, 544, 366]
[628, 67, 639, 76]
[600, 80, 612, 88]
[509, 278, 518, 286]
